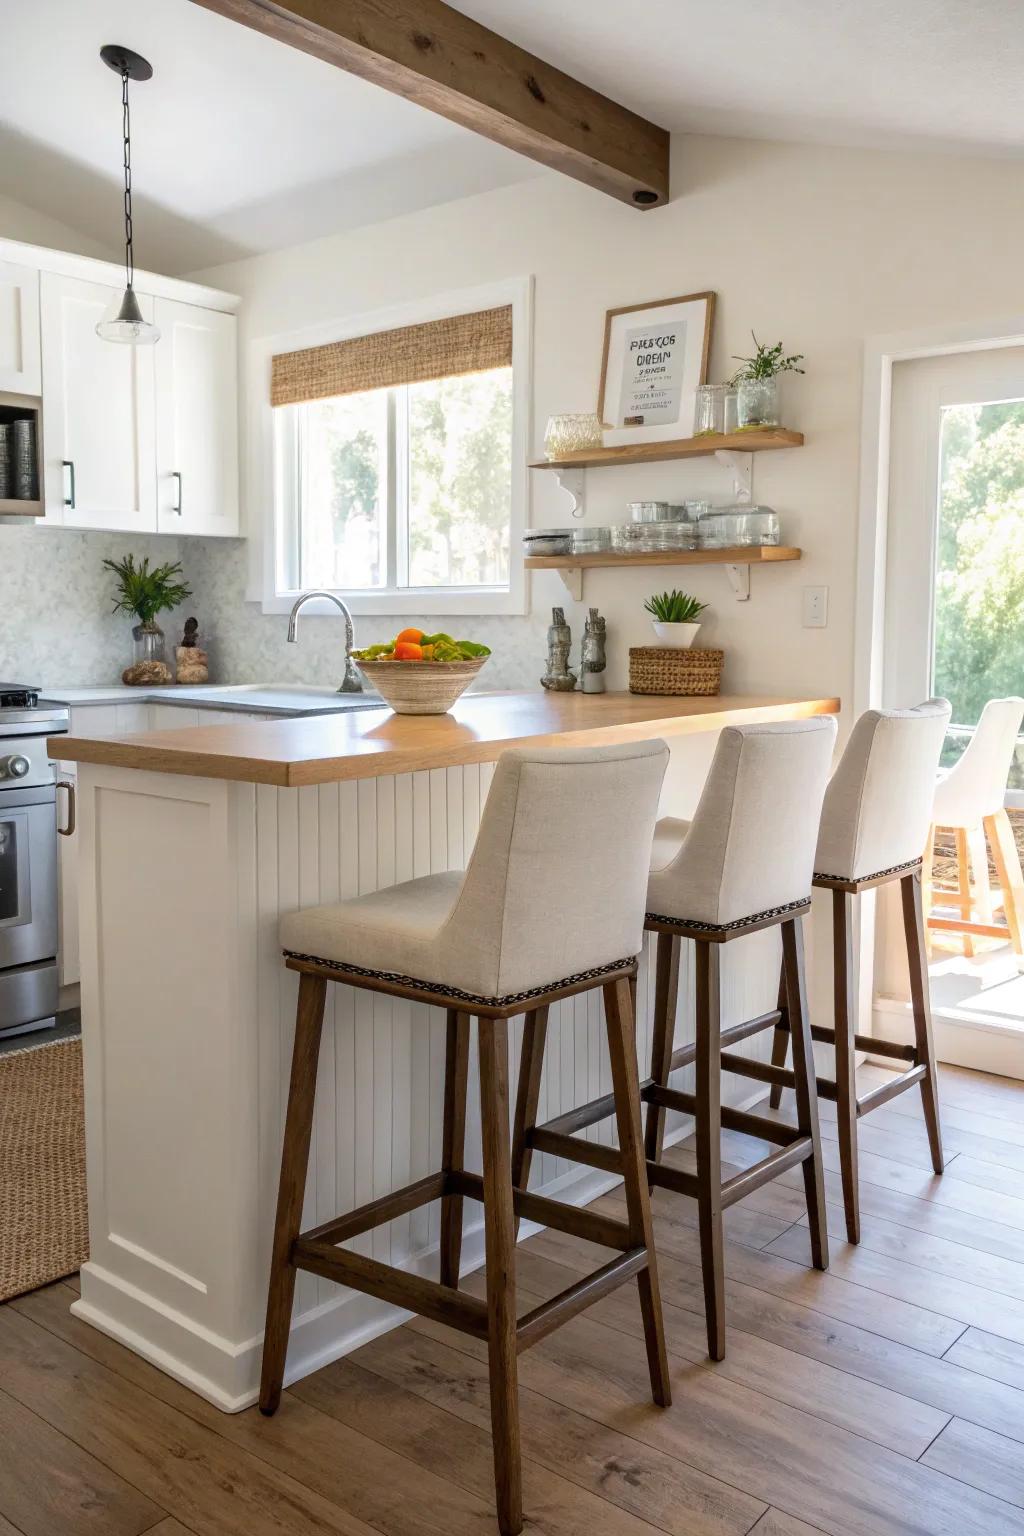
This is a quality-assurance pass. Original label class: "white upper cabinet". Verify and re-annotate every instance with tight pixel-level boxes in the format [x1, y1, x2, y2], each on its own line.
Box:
[154, 298, 238, 537]
[0, 259, 42, 395]
[40, 271, 157, 531]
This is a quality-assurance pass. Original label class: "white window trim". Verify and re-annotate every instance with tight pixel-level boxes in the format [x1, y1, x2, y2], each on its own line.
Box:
[247, 276, 533, 617]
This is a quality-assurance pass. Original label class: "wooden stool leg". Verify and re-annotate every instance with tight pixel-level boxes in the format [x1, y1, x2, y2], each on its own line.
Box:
[478, 1018, 522, 1536]
[644, 933, 680, 1165]
[694, 939, 725, 1360]
[901, 871, 944, 1175]
[968, 824, 994, 933]
[768, 950, 789, 1110]
[832, 889, 860, 1244]
[782, 918, 829, 1272]
[954, 827, 975, 957]
[986, 810, 1024, 956]
[604, 976, 671, 1406]
[440, 1009, 471, 1288]
[260, 972, 327, 1415]
[510, 1006, 549, 1236]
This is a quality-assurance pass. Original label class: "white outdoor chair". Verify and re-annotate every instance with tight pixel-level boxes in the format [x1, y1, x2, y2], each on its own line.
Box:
[927, 697, 1024, 956]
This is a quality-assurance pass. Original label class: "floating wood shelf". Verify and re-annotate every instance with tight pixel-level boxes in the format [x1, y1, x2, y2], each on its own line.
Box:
[524, 545, 801, 602]
[529, 429, 803, 472]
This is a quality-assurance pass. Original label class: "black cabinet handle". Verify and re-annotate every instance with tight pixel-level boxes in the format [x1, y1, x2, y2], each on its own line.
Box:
[57, 780, 76, 837]
[172, 471, 182, 515]
[62, 460, 75, 509]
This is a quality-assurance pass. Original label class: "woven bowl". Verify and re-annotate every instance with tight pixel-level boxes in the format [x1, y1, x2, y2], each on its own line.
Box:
[355, 656, 489, 714]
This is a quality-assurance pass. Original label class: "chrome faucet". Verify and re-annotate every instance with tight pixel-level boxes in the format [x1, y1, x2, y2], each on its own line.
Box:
[286, 591, 363, 693]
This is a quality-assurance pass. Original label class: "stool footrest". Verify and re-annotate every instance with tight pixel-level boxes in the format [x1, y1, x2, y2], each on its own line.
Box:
[516, 1249, 648, 1352]
[669, 1008, 782, 1072]
[540, 1088, 622, 1138]
[856, 1063, 927, 1116]
[449, 1170, 634, 1251]
[719, 1050, 795, 1090]
[810, 1024, 916, 1062]
[721, 1138, 813, 1206]
[293, 1237, 489, 1339]
[644, 1083, 804, 1146]
[928, 915, 1011, 940]
[302, 1172, 446, 1248]
[647, 1160, 700, 1198]
[528, 1126, 624, 1175]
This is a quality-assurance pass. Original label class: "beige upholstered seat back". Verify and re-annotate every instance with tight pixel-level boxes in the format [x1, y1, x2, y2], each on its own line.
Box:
[647, 717, 837, 928]
[932, 697, 1024, 828]
[814, 699, 951, 882]
[444, 740, 669, 998]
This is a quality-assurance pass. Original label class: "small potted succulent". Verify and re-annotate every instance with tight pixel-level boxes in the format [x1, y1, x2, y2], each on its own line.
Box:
[643, 589, 707, 648]
[730, 334, 805, 431]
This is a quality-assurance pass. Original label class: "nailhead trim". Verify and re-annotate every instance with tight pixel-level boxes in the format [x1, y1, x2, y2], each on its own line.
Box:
[813, 857, 922, 885]
[281, 952, 636, 1009]
[645, 895, 812, 934]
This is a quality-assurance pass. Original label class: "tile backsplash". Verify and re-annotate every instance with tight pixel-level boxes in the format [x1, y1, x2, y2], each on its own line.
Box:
[0, 526, 191, 685]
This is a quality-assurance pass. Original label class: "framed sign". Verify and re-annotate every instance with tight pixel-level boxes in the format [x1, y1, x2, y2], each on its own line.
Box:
[598, 291, 715, 445]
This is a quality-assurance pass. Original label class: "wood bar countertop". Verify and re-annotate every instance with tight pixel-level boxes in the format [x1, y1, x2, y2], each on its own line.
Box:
[52, 690, 841, 788]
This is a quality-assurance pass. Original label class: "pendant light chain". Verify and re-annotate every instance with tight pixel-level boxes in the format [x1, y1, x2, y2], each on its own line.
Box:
[121, 65, 134, 290]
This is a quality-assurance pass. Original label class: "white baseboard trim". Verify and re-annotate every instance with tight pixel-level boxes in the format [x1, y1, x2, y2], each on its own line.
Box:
[873, 996, 1024, 1079]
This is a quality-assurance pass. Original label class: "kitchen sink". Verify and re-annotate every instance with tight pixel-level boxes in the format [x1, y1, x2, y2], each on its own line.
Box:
[170, 684, 384, 716]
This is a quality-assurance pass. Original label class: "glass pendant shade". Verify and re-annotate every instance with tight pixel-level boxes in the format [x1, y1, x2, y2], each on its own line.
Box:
[95, 284, 160, 345]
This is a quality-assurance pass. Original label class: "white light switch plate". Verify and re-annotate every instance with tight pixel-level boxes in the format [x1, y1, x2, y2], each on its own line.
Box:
[802, 586, 828, 628]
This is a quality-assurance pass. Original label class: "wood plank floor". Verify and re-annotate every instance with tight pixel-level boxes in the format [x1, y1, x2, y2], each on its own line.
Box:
[3, 1062, 1024, 1535]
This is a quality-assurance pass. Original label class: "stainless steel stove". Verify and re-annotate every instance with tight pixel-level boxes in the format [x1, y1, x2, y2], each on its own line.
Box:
[0, 684, 70, 1037]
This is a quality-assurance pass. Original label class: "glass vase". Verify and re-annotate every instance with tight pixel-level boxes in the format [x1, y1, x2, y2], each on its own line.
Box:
[736, 376, 781, 430]
[132, 621, 166, 666]
[693, 384, 726, 437]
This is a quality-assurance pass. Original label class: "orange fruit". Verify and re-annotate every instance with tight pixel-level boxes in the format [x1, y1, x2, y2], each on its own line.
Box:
[394, 627, 424, 646]
[393, 641, 424, 660]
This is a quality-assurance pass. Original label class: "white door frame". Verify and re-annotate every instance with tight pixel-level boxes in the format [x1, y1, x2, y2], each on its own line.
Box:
[854, 312, 1024, 1057]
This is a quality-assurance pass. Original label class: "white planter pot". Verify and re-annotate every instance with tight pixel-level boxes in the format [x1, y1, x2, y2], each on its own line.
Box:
[651, 621, 701, 648]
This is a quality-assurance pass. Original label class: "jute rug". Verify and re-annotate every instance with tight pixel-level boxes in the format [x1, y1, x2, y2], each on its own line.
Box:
[0, 1037, 88, 1302]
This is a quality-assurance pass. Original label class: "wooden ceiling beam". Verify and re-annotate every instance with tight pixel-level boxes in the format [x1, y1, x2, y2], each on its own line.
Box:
[189, 0, 670, 208]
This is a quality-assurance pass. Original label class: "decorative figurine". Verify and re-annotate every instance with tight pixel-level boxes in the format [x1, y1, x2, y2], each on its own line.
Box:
[540, 606, 577, 691]
[175, 615, 210, 685]
[579, 607, 607, 693]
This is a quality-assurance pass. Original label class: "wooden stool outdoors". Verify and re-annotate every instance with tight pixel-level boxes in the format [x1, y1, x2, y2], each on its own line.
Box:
[767, 701, 951, 1244]
[515, 718, 837, 1362]
[925, 697, 1024, 956]
[261, 742, 673, 1536]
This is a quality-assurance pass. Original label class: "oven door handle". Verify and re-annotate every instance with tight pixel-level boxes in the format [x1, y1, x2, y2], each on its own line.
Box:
[57, 780, 76, 837]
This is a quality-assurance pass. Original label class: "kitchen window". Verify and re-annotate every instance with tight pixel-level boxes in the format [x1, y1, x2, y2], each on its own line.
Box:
[262, 281, 530, 616]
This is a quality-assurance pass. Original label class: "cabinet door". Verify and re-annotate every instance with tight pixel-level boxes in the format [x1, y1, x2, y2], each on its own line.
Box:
[0, 260, 41, 394]
[154, 298, 238, 537]
[40, 271, 157, 530]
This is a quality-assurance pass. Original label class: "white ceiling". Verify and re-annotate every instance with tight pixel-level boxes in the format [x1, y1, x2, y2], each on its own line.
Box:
[456, 0, 1024, 158]
[0, 0, 539, 273]
[3, 0, 1023, 274]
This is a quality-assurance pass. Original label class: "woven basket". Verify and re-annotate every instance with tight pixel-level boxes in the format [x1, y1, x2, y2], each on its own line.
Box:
[629, 646, 724, 696]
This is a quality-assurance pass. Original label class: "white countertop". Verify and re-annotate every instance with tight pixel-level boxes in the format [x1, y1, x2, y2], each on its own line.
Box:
[44, 683, 384, 717]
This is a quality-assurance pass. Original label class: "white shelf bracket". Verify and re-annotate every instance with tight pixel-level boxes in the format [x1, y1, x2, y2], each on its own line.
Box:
[724, 563, 750, 601]
[555, 565, 584, 602]
[552, 466, 586, 519]
[714, 449, 753, 504]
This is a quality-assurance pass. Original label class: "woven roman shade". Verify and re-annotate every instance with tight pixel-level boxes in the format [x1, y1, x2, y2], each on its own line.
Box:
[271, 305, 513, 407]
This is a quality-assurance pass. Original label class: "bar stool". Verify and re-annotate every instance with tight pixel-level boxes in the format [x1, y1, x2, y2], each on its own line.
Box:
[514, 717, 837, 1363]
[766, 699, 952, 1244]
[926, 696, 1024, 956]
[262, 741, 673, 1536]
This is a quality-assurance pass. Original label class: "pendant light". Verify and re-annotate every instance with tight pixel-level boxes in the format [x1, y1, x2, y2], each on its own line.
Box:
[96, 44, 159, 345]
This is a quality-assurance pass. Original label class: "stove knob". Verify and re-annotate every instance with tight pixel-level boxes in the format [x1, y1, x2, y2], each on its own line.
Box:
[3, 755, 30, 779]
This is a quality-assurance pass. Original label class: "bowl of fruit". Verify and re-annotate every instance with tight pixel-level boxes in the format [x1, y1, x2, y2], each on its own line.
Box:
[352, 629, 492, 715]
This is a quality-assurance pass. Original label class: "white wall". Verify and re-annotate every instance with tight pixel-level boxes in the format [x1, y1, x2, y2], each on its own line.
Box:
[0, 190, 116, 262]
[188, 131, 1024, 707]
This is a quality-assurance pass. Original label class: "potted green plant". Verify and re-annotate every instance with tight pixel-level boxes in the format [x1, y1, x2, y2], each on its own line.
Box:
[730, 334, 805, 431]
[103, 554, 192, 684]
[643, 589, 708, 648]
